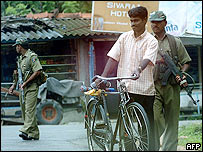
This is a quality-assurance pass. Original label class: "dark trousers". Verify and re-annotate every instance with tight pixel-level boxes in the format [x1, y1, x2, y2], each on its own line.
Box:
[129, 93, 155, 151]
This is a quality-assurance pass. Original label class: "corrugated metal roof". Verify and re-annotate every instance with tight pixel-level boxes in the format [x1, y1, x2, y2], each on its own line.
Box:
[1, 17, 119, 43]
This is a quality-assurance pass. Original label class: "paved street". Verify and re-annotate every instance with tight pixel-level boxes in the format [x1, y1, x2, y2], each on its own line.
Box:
[1, 120, 202, 151]
[1, 122, 89, 151]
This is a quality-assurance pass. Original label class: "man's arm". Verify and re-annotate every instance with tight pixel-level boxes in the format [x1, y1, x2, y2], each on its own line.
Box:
[8, 70, 18, 94]
[20, 70, 41, 89]
[94, 57, 118, 85]
[133, 59, 151, 79]
[181, 63, 190, 72]
[101, 57, 118, 77]
[8, 83, 16, 94]
[139, 59, 152, 71]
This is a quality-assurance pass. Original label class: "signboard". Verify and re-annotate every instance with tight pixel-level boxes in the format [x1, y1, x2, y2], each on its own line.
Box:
[159, 1, 202, 36]
[185, 1, 202, 36]
[91, 1, 202, 36]
[91, 1, 159, 33]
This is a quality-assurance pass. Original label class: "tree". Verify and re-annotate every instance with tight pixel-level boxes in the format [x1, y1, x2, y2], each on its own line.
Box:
[5, 6, 17, 16]
[62, 1, 80, 13]
[78, 1, 92, 13]
[1, 1, 6, 16]
[16, 3, 30, 16]
[41, 1, 56, 13]
[2, 1, 92, 16]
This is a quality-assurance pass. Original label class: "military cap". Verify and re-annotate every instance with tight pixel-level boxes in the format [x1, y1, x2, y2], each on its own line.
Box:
[149, 11, 166, 21]
[12, 37, 28, 46]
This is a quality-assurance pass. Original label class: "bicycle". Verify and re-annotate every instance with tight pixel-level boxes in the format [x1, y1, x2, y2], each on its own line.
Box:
[81, 75, 150, 151]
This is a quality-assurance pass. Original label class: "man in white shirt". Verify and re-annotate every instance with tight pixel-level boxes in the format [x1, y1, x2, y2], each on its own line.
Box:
[95, 6, 158, 151]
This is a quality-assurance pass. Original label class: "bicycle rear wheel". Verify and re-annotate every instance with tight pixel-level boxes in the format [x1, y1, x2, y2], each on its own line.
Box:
[86, 99, 113, 151]
[119, 102, 150, 151]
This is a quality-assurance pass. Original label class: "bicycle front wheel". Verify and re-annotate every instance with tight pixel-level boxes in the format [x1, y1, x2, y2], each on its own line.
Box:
[86, 99, 113, 151]
[119, 102, 150, 151]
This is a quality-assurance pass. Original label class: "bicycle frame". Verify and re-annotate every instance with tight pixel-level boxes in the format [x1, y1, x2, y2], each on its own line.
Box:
[84, 74, 149, 151]
[110, 79, 140, 150]
[85, 91, 113, 150]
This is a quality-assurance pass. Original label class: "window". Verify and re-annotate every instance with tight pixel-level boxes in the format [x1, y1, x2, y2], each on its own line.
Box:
[185, 46, 201, 84]
[1, 45, 17, 82]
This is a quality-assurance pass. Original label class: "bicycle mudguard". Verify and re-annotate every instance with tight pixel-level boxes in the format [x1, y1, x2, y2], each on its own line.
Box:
[85, 97, 98, 129]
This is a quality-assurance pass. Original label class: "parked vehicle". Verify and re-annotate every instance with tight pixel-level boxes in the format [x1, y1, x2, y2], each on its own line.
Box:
[1, 77, 84, 125]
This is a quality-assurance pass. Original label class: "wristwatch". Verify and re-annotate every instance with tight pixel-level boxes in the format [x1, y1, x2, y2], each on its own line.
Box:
[138, 66, 142, 73]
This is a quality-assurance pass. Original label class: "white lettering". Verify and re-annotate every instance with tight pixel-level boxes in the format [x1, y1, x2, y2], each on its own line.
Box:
[107, 2, 113, 8]
[116, 3, 124, 9]
[110, 10, 117, 16]
[110, 10, 129, 17]
[104, 21, 115, 24]
[125, 3, 131, 9]
[116, 22, 128, 25]
[117, 11, 122, 17]
[122, 11, 128, 17]
[131, 4, 136, 8]
[107, 2, 138, 9]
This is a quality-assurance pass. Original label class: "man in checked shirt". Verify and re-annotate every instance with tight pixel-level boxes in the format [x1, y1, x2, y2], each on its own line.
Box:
[95, 6, 158, 151]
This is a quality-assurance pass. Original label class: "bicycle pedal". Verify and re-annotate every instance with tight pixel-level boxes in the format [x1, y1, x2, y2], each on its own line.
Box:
[95, 122, 106, 129]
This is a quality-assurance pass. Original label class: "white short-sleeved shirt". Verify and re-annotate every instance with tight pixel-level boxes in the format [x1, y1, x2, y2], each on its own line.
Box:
[107, 30, 158, 95]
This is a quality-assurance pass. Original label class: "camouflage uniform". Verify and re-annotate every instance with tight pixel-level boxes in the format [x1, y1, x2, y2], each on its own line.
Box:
[13, 38, 42, 139]
[149, 11, 192, 151]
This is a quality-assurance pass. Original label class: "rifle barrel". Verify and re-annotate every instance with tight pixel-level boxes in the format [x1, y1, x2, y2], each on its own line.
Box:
[159, 51, 197, 105]
[1, 87, 20, 97]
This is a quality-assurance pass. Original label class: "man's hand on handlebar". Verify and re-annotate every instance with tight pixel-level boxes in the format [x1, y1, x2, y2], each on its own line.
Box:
[95, 78, 102, 86]
[131, 68, 140, 80]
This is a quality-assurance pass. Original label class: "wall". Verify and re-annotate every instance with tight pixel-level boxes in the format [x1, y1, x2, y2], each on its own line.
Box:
[77, 39, 90, 86]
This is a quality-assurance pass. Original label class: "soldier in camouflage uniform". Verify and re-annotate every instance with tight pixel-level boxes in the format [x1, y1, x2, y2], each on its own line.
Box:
[9, 37, 43, 140]
[149, 11, 192, 151]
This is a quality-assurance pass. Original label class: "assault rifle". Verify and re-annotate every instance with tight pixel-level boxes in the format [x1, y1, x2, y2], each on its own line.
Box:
[1, 87, 20, 97]
[16, 56, 25, 104]
[159, 51, 198, 105]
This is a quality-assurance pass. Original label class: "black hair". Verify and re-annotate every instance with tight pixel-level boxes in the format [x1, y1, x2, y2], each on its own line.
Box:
[128, 6, 148, 20]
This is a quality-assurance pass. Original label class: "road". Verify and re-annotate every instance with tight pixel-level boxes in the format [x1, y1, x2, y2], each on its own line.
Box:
[1, 122, 88, 151]
[1, 120, 201, 151]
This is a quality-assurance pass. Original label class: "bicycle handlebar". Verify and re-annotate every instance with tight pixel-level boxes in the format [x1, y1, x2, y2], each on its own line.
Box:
[81, 74, 138, 93]
[92, 74, 138, 82]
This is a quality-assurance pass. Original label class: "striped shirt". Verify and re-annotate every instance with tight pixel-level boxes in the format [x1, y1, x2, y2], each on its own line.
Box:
[107, 30, 158, 95]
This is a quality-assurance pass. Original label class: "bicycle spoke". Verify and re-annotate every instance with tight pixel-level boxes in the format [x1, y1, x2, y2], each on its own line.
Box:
[85, 75, 151, 151]
[91, 134, 106, 150]
[86, 99, 113, 151]
[119, 102, 150, 151]
[125, 107, 140, 138]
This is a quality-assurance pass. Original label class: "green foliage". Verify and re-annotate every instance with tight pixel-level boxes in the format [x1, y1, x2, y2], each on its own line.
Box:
[3, 1, 92, 16]
[178, 123, 202, 151]
[1, 1, 6, 16]
[179, 111, 202, 121]
[16, 3, 29, 16]
[62, 1, 80, 13]
[42, 1, 55, 13]
[5, 6, 17, 16]
[78, 1, 92, 13]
